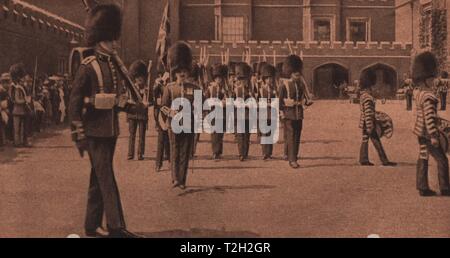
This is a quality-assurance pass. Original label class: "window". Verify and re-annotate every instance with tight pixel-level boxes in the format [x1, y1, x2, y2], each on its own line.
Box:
[347, 18, 370, 42]
[313, 19, 331, 42]
[222, 16, 246, 42]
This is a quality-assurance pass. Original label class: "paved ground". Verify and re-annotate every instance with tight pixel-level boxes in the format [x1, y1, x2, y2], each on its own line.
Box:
[1, 100, 450, 238]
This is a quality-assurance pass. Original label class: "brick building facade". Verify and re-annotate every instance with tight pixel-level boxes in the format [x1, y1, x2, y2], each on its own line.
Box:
[0, 0, 84, 76]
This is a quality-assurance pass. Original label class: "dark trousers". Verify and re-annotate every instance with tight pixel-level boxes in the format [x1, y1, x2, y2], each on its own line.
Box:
[13, 115, 27, 146]
[417, 137, 450, 191]
[85, 137, 126, 231]
[191, 134, 200, 158]
[406, 94, 413, 111]
[284, 119, 303, 163]
[211, 133, 224, 156]
[359, 129, 389, 164]
[260, 134, 274, 157]
[155, 128, 170, 168]
[440, 92, 447, 111]
[169, 131, 194, 185]
[128, 119, 147, 159]
[0, 122, 5, 146]
[25, 113, 33, 138]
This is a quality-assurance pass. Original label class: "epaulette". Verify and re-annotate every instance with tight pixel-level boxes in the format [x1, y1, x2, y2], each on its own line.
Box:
[81, 56, 97, 66]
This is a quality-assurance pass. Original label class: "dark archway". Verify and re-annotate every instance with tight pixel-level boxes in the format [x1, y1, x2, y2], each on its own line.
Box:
[361, 64, 398, 99]
[313, 63, 349, 99]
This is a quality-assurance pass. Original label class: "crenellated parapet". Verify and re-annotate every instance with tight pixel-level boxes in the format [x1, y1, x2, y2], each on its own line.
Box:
[187, 40, 413, 62]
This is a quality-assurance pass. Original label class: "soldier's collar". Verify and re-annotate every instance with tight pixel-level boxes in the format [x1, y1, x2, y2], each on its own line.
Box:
[95, 49, 113, 62]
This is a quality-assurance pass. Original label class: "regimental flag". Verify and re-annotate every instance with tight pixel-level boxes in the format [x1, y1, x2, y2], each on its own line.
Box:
[155, 0, 171, 72]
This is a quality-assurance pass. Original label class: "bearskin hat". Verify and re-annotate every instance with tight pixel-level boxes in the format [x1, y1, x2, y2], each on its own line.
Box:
[228, 62, 237, 76]
[282, 55, 303, 77]
[235, 62, 252, 80]
[168, 41, 193, 75]
[257, 62, 268, 76]
[129, 60, 148, 80]
[9, 63, 27, 83]
[360, 69, 377, 89]
[260, 63, 276, 79]
[85, 4, 122, 47]
[412, 51, 439, 84]
[211, 64, 228, 79]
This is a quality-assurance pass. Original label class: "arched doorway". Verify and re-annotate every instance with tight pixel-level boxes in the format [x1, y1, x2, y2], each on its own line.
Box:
[314, 63, 349, 99]
[361, 64, 397, 99]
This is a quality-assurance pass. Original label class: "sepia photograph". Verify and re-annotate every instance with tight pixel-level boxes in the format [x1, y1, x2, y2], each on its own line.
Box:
[0, 0, 450, 243]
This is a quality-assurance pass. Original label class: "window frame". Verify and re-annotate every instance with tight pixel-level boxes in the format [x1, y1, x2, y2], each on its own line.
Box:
[311, 16, 335, 42]
[221, 16, 247, 43]
[346, 17, 371, 42]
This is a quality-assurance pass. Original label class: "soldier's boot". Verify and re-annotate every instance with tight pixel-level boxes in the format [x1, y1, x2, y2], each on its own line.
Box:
[417, 159, 436, 197]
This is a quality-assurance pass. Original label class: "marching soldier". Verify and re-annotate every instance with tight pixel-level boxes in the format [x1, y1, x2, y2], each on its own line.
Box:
[206, 64, 228, 160]
[279, 55, 311, 169]
[258, 63, 278, 160]
[69, 4, 140, 238]
[412, 52, 450, 197]
[233, 62, 253, 162]
[161, 41, 201, 190]
[153, 71, 171, 172]
[127, 60, 149, 161]
[401, 73, 414, 111]
[359, 70, 396, 167]
[436, 71, 449, 111]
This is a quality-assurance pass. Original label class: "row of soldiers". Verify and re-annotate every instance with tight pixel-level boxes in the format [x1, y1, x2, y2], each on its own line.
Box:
[0, 69, 70, 148]
[126, 52, 311, 171]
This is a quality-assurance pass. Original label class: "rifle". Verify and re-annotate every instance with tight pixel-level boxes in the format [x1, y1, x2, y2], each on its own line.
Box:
[81, 0, 143, 104]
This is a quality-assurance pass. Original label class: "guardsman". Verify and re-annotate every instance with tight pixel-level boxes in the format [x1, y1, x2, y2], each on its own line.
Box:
[161, 41, 201, 190]
[69, 4, 140, 238]
[127, 60, 149, 161]
[436, 71, 449, 111]
[153, 71, 171, 172]
[189, 63, 201, 159]
[412, 52, 450, 197]
[10, 63, 31, 148]
[279, 55, 310, 169]
[359, 70, 396, 167]
[233, 62, 254, 162]
[206, 64, 228, 160]
[401, 73, 414, 111]
[276, 62, 289, 161]
[258, 63, 277, 160]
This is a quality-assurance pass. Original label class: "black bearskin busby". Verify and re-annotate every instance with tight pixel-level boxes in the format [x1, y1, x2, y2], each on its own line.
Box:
[282, 55, 303, 77]
[85, 4, 122, 47]
[360, 69, 377, 89]
[9, 63, 27, 83]
[257, 62, 268, 76]
[260, 63, 276, 79]
[412, 51, 439, 84]
[129, 60, 148, 80]
[168, 41, 193, 76]
[211, 64, 228, 79]
[235, 62, 252, 80]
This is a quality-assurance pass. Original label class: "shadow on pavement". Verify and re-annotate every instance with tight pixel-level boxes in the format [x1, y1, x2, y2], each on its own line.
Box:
[137, 228, 260, 238]
[178, 185, 276, 197]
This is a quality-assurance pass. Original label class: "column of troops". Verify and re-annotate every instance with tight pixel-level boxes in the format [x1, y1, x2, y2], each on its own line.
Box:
[0, 69, 71, 149]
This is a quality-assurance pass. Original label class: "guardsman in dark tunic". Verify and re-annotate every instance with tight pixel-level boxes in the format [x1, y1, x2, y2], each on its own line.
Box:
[127, 60, 149, 161]
[359, 70, 396, 167]
[206, 64, 228, 160]
[161, 42, 201, 190]
[153, 72, 171, 172]
[258, 63, 277, 160]
[233, 62, 253, 162]
[279, 56, 310, 169]
[436, 71, 449, 111]
[69, 4, 140, 238]
[401, 73, 414, 111]
[412, 52, 450, 197]
[276, 62, 289, 161]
